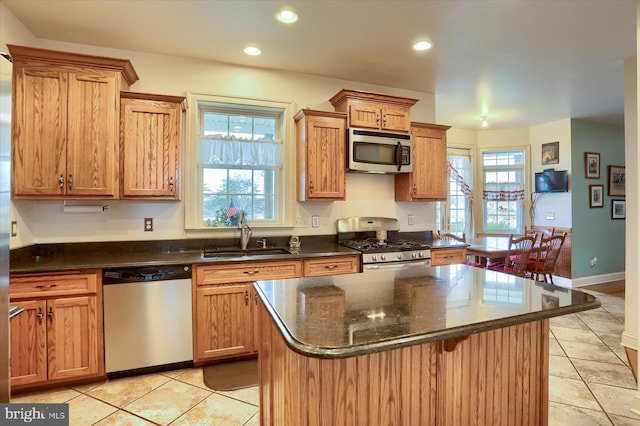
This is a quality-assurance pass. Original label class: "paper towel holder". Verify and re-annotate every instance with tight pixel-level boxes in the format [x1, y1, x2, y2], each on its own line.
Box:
[62, 200, 109, 214]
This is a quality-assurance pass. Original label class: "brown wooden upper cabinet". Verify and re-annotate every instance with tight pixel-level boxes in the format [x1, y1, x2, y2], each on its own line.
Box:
[8, 45, 138, 199]
[329, 89, 418, 133]
[294, 109, 347, 201]
[120, 92, 186, 200]
[395, 122, 451, 201]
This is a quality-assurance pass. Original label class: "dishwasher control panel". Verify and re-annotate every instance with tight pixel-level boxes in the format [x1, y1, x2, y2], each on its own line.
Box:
[103, 264, 192, 284]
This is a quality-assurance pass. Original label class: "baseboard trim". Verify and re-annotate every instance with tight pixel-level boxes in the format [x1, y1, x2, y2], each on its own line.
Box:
[571, 271, 626, 288]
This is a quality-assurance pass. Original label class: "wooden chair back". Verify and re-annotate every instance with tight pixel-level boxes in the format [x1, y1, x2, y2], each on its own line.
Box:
[506, 234, 536, 277]
[530, 233, 566, 283]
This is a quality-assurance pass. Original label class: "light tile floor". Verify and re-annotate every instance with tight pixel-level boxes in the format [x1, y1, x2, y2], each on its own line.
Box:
[10, 289, 638, 425]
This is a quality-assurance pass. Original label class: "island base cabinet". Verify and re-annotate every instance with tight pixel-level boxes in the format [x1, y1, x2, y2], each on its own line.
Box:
[258, 303, 548, 425]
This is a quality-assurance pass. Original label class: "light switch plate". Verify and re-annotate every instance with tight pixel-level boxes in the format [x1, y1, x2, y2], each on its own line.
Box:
[408, 214, 415, 225]
[311, 215, 320, 228]
[545, 212, 555, 220]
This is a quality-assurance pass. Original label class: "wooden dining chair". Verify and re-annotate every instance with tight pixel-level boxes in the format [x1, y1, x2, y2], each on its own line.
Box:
[487, 234, 536, 277]
[527, 233, 566, 284]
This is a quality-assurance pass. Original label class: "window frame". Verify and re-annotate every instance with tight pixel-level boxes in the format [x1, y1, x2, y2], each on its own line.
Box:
[184, 93, 296, 230]
[479, 147, 529, 236]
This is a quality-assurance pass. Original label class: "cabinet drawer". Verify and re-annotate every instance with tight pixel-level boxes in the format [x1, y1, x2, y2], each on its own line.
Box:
[431, 248, 467, 266]
[195, 261, 302, 285]
[303, 256, 360, 277]
[10, 271, 98, 299]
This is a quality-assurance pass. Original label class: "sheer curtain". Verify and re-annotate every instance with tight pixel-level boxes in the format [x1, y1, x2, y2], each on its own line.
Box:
[447, 150, 475, 237]
[199, 136, 282, 168]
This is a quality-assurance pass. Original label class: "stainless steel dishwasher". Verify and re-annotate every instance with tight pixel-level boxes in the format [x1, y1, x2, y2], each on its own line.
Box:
[103, 264, 193, 375]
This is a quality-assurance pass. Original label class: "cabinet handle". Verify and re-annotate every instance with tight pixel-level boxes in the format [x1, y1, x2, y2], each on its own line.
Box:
[383, 115, 387, 126]
[324, 265, 338, 270]
[36, 284, 57, 289]
[58, 175, 64, 189]
[376, 113, 380, 125]
[37, 307, 43, 324]
[244, 290, 249, 306]
[68, 174, 73, 189]
[48, 307, 54, 321]
[254, 292, 258, 305]
[169, 177, 174, 192]
[309, 181, 314, 193]
[243, 270, 260, 275]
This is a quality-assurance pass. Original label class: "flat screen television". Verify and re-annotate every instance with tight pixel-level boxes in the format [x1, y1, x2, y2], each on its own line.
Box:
[534, 170, 569, 193]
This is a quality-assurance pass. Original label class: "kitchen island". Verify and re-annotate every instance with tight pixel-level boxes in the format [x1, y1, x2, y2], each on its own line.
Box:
[254, 264, 600, 426]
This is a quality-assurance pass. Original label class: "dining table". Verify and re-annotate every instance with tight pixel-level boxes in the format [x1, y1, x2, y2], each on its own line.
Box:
[466, 236, 513, 267]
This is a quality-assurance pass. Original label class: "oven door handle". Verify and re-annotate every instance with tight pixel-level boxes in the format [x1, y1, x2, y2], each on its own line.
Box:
[365, 261, 430, 270]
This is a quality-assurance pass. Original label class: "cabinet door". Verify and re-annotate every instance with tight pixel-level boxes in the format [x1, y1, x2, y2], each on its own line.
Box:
[348, 101, 381, 129]
[12, 67, 68, 197]
[10, 300, 47, 386]
[47, 296, 101, 380]
[121, 97, 180, 199]
[305, 116, 346, 200]
[194, 285, 253, 362]
[395, 123, 449, 201]
[381, 106, 411, 132]
[66, 71, 118, 197]
[412, 130, 447, 199]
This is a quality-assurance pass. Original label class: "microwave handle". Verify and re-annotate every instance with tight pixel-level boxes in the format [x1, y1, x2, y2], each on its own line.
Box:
[395, 141, 402, 172]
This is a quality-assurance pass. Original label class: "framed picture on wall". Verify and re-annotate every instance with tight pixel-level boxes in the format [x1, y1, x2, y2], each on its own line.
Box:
[584, 152, 600, 179]
[612, 200, 626, 219]
[589, 184, 604, 208]
[608, 165, 625, 196]
[541, 141, 559, 165]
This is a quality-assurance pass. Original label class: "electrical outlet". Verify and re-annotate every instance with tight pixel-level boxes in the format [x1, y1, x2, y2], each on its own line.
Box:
[10, 221, 17, 237]
[408, 214, 415, 226]
[590, 256, 597, 267]
[144, 218, 153, 232]
[295, 216, 308, 227]
[311, 215, 320, 228]
[545, 211, 555, 220]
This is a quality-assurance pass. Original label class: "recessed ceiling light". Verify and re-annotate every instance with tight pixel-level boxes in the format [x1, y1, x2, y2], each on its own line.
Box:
[243, 46, 262, 56]
[276, 9, 298, 24]
[413, 41, 433, 51]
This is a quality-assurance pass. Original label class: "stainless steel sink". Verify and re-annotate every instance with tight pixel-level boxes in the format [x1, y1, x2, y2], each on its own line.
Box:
[202, 247, 291, 258]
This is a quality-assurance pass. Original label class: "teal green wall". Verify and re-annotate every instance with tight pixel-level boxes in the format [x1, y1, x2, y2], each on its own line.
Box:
[570, 119, 625, 278]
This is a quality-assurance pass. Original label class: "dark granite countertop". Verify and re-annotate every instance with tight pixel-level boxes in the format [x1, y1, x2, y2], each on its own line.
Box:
[254, 265, 600, 359]
[10, 235, 359, 274]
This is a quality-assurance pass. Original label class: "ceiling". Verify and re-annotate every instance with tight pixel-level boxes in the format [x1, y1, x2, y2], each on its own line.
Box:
[2, 0, 636, 130]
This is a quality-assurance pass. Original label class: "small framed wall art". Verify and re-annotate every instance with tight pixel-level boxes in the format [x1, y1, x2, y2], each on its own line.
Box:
[589, 184, 604, 208]
[612, 200, 626, 220]
[584, 152, 600, 179]
[608, 165, 625, 196]
[541, 141, 559, 165]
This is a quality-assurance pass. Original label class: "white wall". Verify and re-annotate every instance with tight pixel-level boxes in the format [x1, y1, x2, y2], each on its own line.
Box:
[529, 119, 572, 228]
[4, 12, 440, 247]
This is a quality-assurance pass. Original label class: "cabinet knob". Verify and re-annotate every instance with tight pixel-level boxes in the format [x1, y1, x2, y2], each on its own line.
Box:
[244, 290, 249, 306]
[48, 307, 54, 320]
[169, 177, 174, 192]
[58, 175, 64, 189]
[68, 174, 73, 189]
[37, 307, 43, 324]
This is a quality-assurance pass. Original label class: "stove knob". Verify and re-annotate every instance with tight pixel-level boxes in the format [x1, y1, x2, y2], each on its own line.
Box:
[418, 252, 424, 258]
[397, 253, 402, 260]
[381, 255, 386, 261]
[372, 255, 377, 262]
[411, 252, 417, 259]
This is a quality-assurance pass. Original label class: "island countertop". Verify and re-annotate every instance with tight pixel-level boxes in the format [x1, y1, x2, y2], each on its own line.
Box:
[254, 264, 600, 359]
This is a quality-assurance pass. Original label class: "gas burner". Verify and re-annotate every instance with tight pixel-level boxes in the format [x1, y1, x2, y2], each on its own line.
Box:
[340, 238, 428, 253]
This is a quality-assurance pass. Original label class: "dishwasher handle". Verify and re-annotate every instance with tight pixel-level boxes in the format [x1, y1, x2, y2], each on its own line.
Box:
[103, 264, 192, 284]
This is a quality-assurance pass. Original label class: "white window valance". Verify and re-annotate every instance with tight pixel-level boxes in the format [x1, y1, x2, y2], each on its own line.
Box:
[483, 183, 525, 200]
[199, 136, 282, 168]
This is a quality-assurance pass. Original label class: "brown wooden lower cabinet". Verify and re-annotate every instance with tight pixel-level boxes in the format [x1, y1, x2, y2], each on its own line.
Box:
[259, 303, 549, 425]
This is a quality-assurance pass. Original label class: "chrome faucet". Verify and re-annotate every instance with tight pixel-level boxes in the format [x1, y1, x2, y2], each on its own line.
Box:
[238, 210, 253, 250]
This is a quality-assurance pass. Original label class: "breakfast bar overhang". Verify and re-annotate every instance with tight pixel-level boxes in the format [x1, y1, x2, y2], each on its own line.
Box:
[254, 265, 600, 426]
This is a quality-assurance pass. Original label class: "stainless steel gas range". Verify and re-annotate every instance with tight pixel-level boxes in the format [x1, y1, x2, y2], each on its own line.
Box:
[337, 217, 431, 270]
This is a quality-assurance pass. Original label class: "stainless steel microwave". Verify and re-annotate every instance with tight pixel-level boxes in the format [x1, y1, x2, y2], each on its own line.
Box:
[347, 128, 413, 174]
